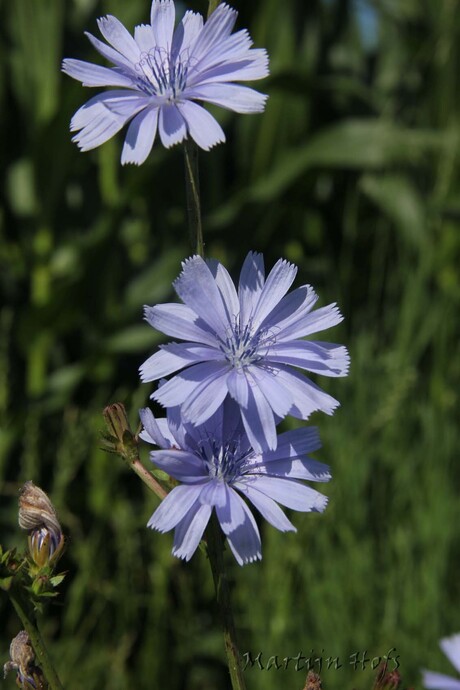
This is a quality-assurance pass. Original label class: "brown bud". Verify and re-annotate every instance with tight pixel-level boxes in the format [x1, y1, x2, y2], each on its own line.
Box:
[303, 670, 323, 690]
[3, 630, 47, 688]
[101, 403, 138, 459]
[18, 482, 64, 568]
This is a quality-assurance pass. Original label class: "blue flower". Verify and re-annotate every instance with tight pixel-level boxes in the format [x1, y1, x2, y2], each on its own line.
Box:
[140, 400, 330, 565]
[62, 1, 268, 163]
[423, 635, 460, 690]
[140, 252, 349, 453]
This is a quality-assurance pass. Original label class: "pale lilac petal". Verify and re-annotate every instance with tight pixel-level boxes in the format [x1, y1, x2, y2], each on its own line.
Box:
[252, 258, 298, 330]
[144, 304, 216, 346]
[185, 82, 267, 113]
[188, 3, 238, 64]
[150, 0, 176, 51]
[199, 480, 228, 507]
[139, 347, 191, 382]
[423, 672, 460, 690]
[162, 342, 223, 365]
[139, 407, 169, 447]
[273, 365, 340, 418]
[191, 28, 253, 75]
[173, 256, 230, 336]
[62, 59, 134, 88]
[254, 457, 331, 482]
[235, 482, 296, 532]
[248, 476, 328, 512]
[238, 252, 265, 324]
[85, 31, 134, 70]
[267, 342, 350, 377]
[277, 303, 344, 341]
[248, 365, 294, 418]
[121, 107, 158, 164]
[194, 48, 269, 85]
[227, 370, 249, 408]
[441, 636, 460, 674]
[258, 427, 322, 462]
[134, 24, 155, 53]
[181, 367, 230, 426]
[177, 101, 225, 150]
[240, 380, 276, 452]
[149, 449, 206, 481]
[171, 10, 203, 58]
[70, 102, 128, 151]
[97, 15, 141, 64]
[206, 259, 240, 322]
[218, 489, 262, 566]
[158, 104, 187, 147]
[261, 285, 318, 334]
[153, 361, 228, 408]
[172, 502, 213, 561]
[147, 483, 204, 532]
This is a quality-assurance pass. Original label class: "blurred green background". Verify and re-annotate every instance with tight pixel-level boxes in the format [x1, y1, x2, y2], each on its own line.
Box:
[1, 0, 460, 688]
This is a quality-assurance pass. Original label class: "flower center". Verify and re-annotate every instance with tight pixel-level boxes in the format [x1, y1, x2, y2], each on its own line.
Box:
[199, 439, 249, 484]
[219, 317, 273, 369]
[135, 47, 191, 101]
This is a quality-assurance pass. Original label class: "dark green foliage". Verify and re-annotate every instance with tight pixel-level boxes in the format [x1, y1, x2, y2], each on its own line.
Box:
[1, 0, 459, 688]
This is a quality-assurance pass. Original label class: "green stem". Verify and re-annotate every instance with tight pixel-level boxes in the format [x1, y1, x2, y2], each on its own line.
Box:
[206, 515, 247, 690]
[183, 140, 204, 256]
[9, 591, 64, 690]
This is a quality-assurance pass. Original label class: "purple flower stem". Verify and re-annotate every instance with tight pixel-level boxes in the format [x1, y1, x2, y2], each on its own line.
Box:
[183, 140, 204, 256]
[206, 513, 247, 690]
[9, 589, 64, 690]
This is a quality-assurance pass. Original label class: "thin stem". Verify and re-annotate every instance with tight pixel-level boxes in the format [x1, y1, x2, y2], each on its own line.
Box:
[183, 140, 204, 256]
[125, 454, 168, 501]
[206, 515, 247, 690]
[9, 591, 64, 690]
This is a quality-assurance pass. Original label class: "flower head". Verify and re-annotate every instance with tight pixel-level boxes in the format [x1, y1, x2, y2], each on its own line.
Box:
[62, 1, 269, 163]
[18, 481, 64, 568]
[140, 399, 330, 565]
[423, 634, 460, 690]
[140, 252, 349, 452]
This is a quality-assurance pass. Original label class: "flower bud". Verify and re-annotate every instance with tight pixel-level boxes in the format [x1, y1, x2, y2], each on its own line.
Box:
[3, 630, 47, 689]
[101, 403, 138, 460]
[18, 482, 64, 568]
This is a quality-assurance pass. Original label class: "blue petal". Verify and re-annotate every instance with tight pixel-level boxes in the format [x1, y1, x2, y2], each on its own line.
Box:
[177, 101, 225, 150]
[97, 15, 141, 64]
[422, 671, 460, 690]
[246, 476, 328, 512]
[139, 407, 169, 447]
[158, 104, 187, 148]
[149, 449, 207, 481]
[121, 107, 159, 165]
[172, 502, 212, 561]
[240, 378, 277, 452]
[441, 635, 460, 674]
[235, 482, 296, 532]
[267, 341, 350, 377]
[144, 303, 217, 346]
[173, 256, 230, 337]
[147, 483, 204, 532]
[185, 83, 268, 114]
[216, 488, 262, 566]
[238, 252, 265, 325]
[150, 0, 176, 52]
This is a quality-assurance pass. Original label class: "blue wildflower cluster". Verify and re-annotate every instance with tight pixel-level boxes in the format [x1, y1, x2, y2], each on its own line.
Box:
[139, 252, 349, 564]
[63, 0, 349, 565]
